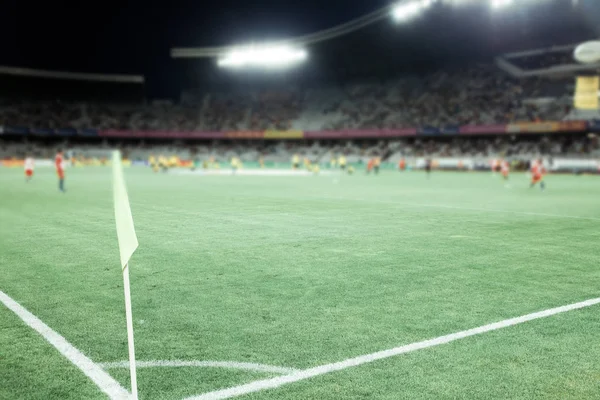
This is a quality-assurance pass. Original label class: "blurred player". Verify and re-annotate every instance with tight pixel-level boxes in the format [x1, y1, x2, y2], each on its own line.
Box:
[149, 153, 156, 168]
[292, 154, 300, 170]
[425, 158, 432, 178]
[24, 156, 34, 182]
[55, 149, 66, 192]
[374, 157, 381, 174]
[491, 159, 500, 175]
[149, 154, 159, 173]
[231, 157, 242, 173]
[259, 155, 265, 168]
[338, 155, 347, 170]
[398, 158, 406, 171]
[366, 158, 375, 174]
[158, 154, 168, 172]
[303, 157, 312, 170]
[501, 160, 510, 188]
[530, 158, 546, 191]
[191, 156, 200, 171]
[329, 154, 337, 169]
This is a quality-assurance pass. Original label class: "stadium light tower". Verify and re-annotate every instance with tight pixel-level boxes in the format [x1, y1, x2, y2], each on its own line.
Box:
[217, 45, 307, 69]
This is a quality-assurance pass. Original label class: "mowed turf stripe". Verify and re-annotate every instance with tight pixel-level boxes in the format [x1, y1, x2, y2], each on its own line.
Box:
[312, 195, 600, 222]
[99, 360, 299, 374]
[188, 297, 600, 400]
[0, 290, 130, 400]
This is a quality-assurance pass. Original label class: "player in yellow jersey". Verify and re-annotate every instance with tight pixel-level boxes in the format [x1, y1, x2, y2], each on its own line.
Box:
[374, 157, 381, 174]
[169, 155, 179, 168]
[231, 157, 242, 173]
[149, 154, 158, 172]
[338, 155, 347, 170]
[329, 154, 337, 169]
[303, 157, 311, 170]
[158, 155, 168, 172]
[259, 156, 265, 168]
[292, 154, 300, 169]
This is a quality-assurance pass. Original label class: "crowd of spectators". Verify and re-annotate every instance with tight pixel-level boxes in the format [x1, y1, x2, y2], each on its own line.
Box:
[388, 134, 598, 159]
[0, 65, 580, 132]
[307, 66, 575, 130]
[2, 133, 597, 163]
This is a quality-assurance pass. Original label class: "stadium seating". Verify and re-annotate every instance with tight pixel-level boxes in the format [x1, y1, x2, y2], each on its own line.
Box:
[0, 65, 577, 132]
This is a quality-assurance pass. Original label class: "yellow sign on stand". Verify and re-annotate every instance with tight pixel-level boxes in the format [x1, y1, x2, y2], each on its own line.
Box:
[574, 76, 599, 110]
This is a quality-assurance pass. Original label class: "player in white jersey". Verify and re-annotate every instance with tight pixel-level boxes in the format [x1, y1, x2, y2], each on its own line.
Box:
[24, 156, 34, 182]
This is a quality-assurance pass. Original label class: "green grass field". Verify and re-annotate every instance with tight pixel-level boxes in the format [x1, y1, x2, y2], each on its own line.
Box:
[1, 167, 600, 400]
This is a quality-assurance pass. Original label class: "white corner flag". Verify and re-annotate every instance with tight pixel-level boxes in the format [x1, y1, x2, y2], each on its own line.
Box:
[112, 150, 139, 400]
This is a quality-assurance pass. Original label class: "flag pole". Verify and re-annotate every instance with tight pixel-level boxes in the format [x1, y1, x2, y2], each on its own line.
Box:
[122, 263, 138, 400]
[113, 150, 140, 400]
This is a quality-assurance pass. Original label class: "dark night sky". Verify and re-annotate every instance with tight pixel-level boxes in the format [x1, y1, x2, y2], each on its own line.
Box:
[1, 0, 389, 74]
[1, 0, 599, 99]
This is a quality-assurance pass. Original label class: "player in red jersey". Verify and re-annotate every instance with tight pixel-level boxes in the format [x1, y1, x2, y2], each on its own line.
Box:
[530, 158, 546, 191]
[501, 160, 510, 188]
[55, 149, 66, 192]
[491, 159, 500, 175]
[366, 158, 375, 174]
[398, 158, 406, 171]
[24, 156, 34, 182]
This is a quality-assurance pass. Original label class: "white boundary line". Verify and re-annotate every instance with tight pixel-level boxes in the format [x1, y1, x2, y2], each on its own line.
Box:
[0, 290, 130, 400]
[411, 203, 600, 222]
[314, 195, 600, 222]
[99, 360, 299, 375]
[187, 297, 600, 400]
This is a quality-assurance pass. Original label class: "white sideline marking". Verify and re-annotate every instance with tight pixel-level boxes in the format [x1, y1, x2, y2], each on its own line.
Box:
[414, 203, 600, 222]
[315, 195, 600, 222]
[175, 169, 333, 177]
[187, 297, 600, 400]
[99, 360, 299, 375]
[0, 290, 130, 400]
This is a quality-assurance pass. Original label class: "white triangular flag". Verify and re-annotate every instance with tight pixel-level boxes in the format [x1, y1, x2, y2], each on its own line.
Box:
[112, 151, 138, 269]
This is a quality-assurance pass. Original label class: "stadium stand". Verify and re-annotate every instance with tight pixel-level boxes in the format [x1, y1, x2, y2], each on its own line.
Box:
[0, 64, 578, 132]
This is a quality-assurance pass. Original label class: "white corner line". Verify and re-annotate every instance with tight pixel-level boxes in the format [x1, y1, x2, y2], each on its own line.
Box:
[187, 297, 600, 400]
[99, 360, 299, 375]
[0, 290, 131, 400]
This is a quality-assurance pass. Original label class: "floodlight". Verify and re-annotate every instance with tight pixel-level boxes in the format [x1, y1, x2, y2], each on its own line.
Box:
[392, 0, 431, 22]
[491, 0, 513, 9]
[217, 45, 307, 69]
